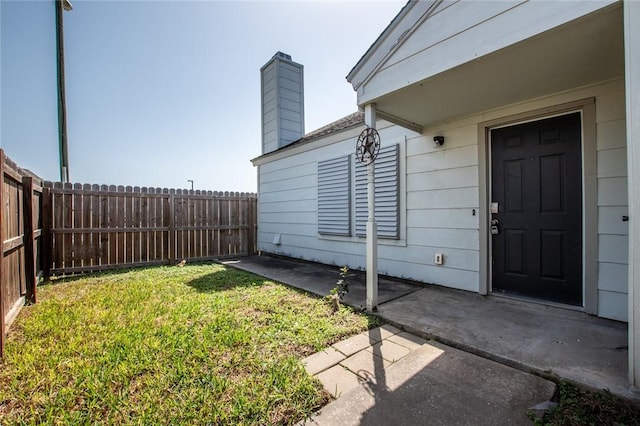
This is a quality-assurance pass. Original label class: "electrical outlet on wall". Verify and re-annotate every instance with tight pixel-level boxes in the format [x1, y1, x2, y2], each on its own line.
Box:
[435, 253, 444, 265]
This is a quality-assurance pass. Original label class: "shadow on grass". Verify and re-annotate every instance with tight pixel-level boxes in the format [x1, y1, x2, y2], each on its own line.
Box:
[185, 268, 268, 293]
[185, 267, 383, 328]
[43, 267, 149, 286]
[43, 261, 229, 287]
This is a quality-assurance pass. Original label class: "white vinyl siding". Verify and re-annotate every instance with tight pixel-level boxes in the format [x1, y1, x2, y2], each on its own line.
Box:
[355, 144, 400, 238]
[354, 0, 616, 104]
[317, 155, 351, 236]
[255, 79, 628, 319]
[595, 88, 629, 321]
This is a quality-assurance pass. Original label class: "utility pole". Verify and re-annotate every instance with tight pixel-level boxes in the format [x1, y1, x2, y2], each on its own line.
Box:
[56, 0, 73, 183]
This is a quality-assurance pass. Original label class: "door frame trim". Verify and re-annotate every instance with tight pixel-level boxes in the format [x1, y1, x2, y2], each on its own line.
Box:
[477, 98, 597, 314]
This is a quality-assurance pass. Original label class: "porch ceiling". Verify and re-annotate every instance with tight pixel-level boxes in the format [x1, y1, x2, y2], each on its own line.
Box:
[372, 4, 624, 130]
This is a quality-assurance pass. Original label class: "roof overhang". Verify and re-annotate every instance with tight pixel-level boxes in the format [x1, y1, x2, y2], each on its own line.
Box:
[347, 1, 624, 130]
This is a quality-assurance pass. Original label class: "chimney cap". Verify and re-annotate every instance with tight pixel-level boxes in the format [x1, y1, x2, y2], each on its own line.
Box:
[260, 51, 302, 72]
[273, 51, 292, 61]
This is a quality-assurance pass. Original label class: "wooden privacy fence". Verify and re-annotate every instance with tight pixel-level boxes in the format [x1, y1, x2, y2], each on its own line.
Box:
[0, 148, 257, 356]
[1, 150, 43, 357]
[43, 183, 257, 275]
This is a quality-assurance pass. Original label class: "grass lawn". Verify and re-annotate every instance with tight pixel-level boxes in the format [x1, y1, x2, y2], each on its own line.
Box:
[0, 263, 379, 425]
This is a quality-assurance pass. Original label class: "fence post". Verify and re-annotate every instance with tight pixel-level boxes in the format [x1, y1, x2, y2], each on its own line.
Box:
[0, 150, 6, 357]
[247, 196, 255, 256]
[253, 196, 258, 255]
[41, 184, 52, 281]
[22, 177, 36, 304]
[168, 192, 175, 264]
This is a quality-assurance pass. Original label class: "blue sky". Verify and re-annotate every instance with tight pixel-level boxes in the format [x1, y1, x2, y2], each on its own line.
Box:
[1, 0, 405, 192]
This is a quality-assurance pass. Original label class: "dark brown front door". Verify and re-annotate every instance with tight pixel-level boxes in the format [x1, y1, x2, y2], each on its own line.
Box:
[491, 112, 582, 306]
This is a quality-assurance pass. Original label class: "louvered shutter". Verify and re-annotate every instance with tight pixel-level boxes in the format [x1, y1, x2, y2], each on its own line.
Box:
[317, 156, 351, 236]
[355, 144, 399, 239]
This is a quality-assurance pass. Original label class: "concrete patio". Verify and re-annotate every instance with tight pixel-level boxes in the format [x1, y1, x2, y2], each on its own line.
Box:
[221, 254, 635, 400]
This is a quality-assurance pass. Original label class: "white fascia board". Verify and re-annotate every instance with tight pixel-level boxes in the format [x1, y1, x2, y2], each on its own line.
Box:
[251, 126, 364, 167]
[346, 0, 432, 90]
[251, 120, 395, 167]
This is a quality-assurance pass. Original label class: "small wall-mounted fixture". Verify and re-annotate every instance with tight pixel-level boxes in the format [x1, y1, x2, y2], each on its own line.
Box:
[272, 233, 282, 245]
[433, 136, 445, 147]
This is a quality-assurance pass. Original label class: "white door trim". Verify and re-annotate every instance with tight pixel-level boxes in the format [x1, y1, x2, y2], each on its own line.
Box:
[477, 98, 597, 313]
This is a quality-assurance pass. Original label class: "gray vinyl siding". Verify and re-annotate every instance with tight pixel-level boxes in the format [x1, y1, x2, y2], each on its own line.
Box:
[261, 61, 278, 154]
[260, 55, 304, 154]
[317, 156, 351, 236]
[277, 61, 304, 149]
[355, 144, 400, 238]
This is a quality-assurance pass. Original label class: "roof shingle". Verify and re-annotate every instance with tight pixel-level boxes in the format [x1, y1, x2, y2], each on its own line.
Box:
[298, 111, 364, 143]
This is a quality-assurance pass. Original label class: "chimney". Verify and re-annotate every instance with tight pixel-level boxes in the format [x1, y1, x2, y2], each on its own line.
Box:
[260, 52, 304, 154]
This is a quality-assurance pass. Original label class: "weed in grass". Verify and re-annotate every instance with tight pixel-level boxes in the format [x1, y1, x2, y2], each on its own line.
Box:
[326, 266, 352, 312]
[531, 382, 640, 426]
[0, 263, 377, 425]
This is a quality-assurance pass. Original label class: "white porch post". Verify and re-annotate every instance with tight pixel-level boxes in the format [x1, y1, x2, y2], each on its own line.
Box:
[364, 104, 378, 311]
[625, 0, 640, 388]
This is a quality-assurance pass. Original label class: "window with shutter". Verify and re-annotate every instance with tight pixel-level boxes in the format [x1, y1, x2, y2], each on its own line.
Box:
[355, 144, 400, 239]
[317, 155, 351, 236]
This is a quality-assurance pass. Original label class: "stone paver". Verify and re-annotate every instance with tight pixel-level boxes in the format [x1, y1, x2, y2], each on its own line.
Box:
[386, 331, 428, 350]
[339, 347, 393, 384]
[371, 324, 402, 340]
[367, 339, 412, 363]
[315, 364, 362, 398]
[313, 326, 419, 395]
[331, 333, 376, 356]
[303, 347, 346, 375]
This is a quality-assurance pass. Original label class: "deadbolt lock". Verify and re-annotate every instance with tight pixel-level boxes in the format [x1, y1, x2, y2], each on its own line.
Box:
[491, 218, 500, 235]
